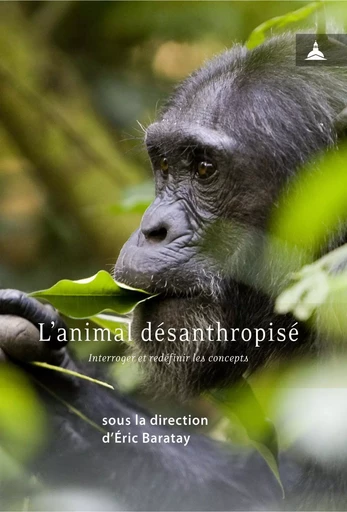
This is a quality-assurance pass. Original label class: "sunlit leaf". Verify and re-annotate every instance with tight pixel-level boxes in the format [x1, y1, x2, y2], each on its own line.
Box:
[0, 445, 24, 482]
[34, 380, 106, 435]
[209, 379, 284, 497]
[272, 360, 347, 464]
[30, 270, 154, 318]
[276, 244, 347, 322]
[90, 313, 130, 342]
[272, 146, 347, 253]
[246, 2, 322, 49]
[0, 366, 46, 461]
[30, 362, 115, 390]
[276, 269, 330, 321]
[251, 440, 284, 497]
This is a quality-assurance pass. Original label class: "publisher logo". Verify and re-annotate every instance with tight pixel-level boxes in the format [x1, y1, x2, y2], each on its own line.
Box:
[305, 40, 326, 61]
[296, 34, 347, 66]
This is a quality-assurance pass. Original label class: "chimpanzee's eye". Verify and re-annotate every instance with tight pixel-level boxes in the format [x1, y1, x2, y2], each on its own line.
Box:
[196, 161, 216, 180]
[160, 157, 169, 176]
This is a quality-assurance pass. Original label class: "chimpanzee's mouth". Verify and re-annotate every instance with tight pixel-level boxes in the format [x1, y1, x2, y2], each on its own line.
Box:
[115, 268, 215, 303]
[117, 277, 200, 300]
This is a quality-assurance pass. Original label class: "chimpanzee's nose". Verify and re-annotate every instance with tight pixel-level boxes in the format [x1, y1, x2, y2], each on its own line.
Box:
[141, 222, 168, 243]
[140, 198, 184, 245]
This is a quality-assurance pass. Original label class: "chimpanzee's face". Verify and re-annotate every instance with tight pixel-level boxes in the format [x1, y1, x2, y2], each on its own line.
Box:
[114, 39, 336, 396]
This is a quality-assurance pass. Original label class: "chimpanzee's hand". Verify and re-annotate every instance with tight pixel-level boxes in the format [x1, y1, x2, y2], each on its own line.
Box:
[0, 289, 70, 366]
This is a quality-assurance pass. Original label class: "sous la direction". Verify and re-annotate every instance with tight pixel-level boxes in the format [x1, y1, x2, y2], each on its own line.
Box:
[102, 431, 191, 447]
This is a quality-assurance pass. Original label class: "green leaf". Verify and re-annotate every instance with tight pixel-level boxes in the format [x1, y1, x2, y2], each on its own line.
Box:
[272, 145, 347, 253]
[30, 270, 154, 319]
[246, 2, 322, 49]
[0, 366, 46, 461]
[34, 379, 106, 435]
[276, 269, 329, 321]
[251, 440, 284, 497]
[275, 244, 347, 321]
[209, 379, 284, 497]
[30, 362, 115, 390]
[90, 313, 130, 342]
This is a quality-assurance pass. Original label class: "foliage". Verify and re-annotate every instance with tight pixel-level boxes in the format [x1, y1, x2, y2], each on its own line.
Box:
[210, 380, 283, 496]
[246, 2, 323, 49]
[272, 145, 347, 254]
[30, 270, 154, 318]
[276, 244, 347, 321]
[0, 366, 46, 463]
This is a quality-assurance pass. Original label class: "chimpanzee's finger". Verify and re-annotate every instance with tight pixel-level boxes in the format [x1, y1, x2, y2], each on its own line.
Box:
[0, 290, 68, 349]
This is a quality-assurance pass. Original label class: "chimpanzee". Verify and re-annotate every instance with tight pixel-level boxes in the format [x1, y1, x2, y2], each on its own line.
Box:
[1, 34, 347, 511]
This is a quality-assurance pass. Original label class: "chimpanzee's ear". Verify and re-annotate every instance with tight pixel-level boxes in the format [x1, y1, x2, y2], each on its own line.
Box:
[335, 106, 347, 139]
